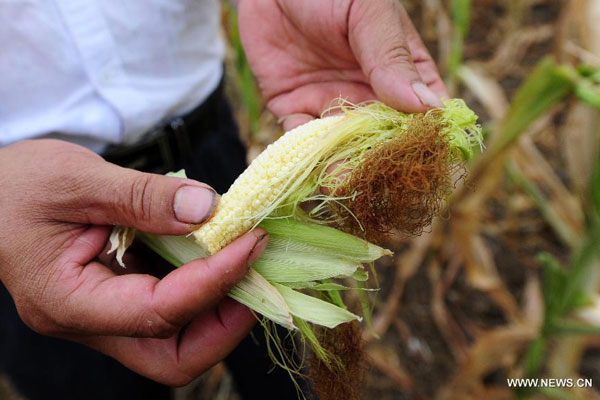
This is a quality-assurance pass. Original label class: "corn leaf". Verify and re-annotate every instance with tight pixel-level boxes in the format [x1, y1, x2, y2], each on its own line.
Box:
[273, 283, 360, 329]
[137, 232, 208, 267]
[592, 141, 600, 218]
[229, 269, 295, 330]
[253, 240, 361, 282]
[490, 58, 573, 158]
[560, 223, 600, 314]
[552, 320, 600, 336]
[574, 81, 600, 108]
[259, 218, 391, 262]
[448, 0, 471, 78]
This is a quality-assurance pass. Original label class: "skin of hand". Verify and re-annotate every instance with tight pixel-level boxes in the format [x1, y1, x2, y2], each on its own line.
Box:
[238, 0, 449, 131]
[0, 139, 268, 386]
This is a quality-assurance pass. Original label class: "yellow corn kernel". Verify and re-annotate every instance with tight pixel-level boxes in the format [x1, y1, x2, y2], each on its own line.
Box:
[193, 116, 343, 254]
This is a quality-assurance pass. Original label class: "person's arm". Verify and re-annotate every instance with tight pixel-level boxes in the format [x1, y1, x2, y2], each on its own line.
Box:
[0, 139, 267, 386]
[238, 0, 447, 130]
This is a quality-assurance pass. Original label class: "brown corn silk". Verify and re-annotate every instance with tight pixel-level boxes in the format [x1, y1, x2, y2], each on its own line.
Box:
[327, 113, 465, 243]
[308, 321, 366, 400]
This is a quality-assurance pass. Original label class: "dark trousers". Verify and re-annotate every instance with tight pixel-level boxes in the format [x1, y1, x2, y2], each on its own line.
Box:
[0, 84, 300, 399]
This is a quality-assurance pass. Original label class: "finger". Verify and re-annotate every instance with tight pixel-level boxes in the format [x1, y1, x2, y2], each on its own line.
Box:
[52, 158, 219, 235]
[82, 298, 255, 386]
[279, 113, 315, 131]
[267, 81, 377, 121]
[348, 0, 443, 111]
[177, 298, 256, 381]
[51, 229, 267, 337]
[399, 10, 449, 99]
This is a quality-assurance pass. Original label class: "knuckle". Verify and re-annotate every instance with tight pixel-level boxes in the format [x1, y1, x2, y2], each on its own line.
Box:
[127, 174, 155, 223]
[138, 292, 180, 338]
[145, 315, 179, 338]
[368, 44, 414, 81]
[382, 43, 412, 66]
[203, 258, 235, 298]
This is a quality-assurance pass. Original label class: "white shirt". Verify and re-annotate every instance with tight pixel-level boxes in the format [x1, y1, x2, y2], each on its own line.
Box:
[0, 0, 225, 152]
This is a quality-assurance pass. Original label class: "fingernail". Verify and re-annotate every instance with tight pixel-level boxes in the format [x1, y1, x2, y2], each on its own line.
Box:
[173, 186, 217, 224]
[412, 82, 443, 108]
[246, 231, 269, 268]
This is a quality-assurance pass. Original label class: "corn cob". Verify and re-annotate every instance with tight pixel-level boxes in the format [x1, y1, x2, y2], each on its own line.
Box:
[193, 99, 482, 253]
[193, 116, 343, 254]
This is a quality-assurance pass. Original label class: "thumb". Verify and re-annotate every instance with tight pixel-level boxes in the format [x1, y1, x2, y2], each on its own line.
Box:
[61, 161, 218, 235]
[348, 0, 443, 111]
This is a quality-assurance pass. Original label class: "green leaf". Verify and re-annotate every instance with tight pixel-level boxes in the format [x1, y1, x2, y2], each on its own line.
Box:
[293, 317, 339, 367]
[166, 169, 187, 178]
[560, 223, 600, 314]
[273, 283, 360, 329]
[538, 387, 588, 400]
[252, 237, 362, 283]
[281, 281, 376, 292]
[259, 218, 391, 262]
[552, 319, 600, 336]
[574, 81, 600, 108]
[448, 0, 471, 77]
[538, 252, 567, 328]
[490, 58, 574, 158]
[229, 270, 295, 330]
[507, 163, 579, 247]
[352, 269, 369, 281]
[567, 291, 595, 309]
[591, 142, 600, 218]
[326, 289, 346, 309]
[523, 336, 547, 377]
[137, 232, 208, 267]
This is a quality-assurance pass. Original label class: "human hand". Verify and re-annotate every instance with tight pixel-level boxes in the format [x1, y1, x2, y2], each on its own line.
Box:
[238, 0, 448, 130]
[0, 139, 267, 386]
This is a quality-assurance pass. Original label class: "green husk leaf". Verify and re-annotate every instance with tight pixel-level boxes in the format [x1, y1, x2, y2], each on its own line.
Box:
[273, 283, 360, 329]
[229, 269, 295, 330]
[253, 239, 362, 282]
[293, 317, 339, 368]
[137, 232, 208, 267]
[259, 218, 391, 262]
[313, 282, 373, 291]
[352, 269, 369, 281]
[166, 169, 188, 178]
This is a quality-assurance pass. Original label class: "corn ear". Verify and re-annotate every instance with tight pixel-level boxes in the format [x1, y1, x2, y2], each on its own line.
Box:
[193, 116, 344, 254]
[192, 100, 481, 254]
